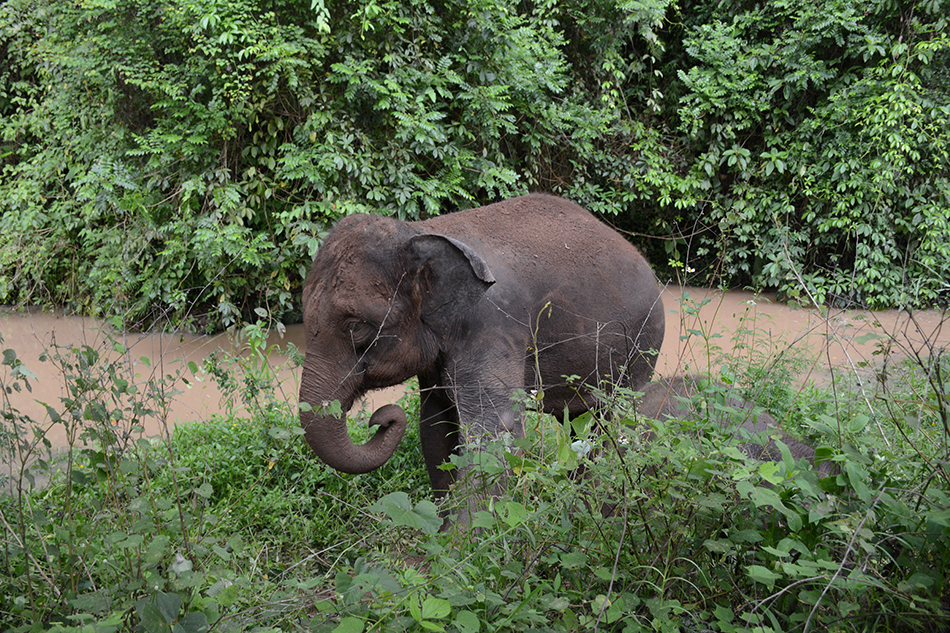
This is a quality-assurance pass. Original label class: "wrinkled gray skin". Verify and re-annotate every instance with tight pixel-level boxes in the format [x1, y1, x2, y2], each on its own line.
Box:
[300, 194, 666, 504]
[636, 375, 836, 475]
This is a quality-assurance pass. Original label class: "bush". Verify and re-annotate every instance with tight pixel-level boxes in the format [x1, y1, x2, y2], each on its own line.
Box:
[671, 0, 950, 308]
[0, 0, 596, 329]
[160, 388, 428, 553]
[1, 306, 948, 631]
[313, 375, 950, 632]
[0, 324, 429, 630]
[1, 0, 947, 331]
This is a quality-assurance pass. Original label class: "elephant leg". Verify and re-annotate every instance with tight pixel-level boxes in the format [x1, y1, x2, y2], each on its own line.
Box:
[445, 339, 528, 444]
[418, 371, 460, 498]
[449, 377, 526, 449]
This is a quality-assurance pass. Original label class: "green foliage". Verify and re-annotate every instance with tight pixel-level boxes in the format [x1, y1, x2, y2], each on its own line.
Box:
[317, 373, 950, 632]
[0, 323, 429, 630]
[161, 385, 428, 552]
[3, 313, 950, 630]
[2, 0, 946, 331]
[310, 312, 950, 632]
[0, 0, 612, 329]
[669, 0, 950, 307]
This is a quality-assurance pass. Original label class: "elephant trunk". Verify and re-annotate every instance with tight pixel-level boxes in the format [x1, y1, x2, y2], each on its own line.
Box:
[299, 366, 407, 475]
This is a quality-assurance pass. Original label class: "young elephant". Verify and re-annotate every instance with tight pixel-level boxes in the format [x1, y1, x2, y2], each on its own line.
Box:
[299, 194, 665, 518]
[635, 376, 836, 476]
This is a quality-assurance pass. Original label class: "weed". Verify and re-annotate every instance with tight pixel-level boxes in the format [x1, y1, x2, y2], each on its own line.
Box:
[2, 305, 949, 631]
[0, 321, 428, 631]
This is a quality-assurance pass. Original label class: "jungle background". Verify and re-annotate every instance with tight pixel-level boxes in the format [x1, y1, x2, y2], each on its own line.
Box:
[2, 1, 950, 631]
[1, 0, 948, 331]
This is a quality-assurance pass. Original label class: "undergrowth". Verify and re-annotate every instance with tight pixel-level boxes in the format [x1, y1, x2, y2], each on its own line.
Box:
[1, 299, 948, 632]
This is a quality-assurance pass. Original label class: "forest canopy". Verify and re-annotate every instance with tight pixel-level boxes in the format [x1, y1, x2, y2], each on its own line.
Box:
[1, 0, 948, 330]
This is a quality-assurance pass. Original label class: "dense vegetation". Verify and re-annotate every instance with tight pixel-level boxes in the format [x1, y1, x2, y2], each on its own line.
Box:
[1, 0, 948, 331]
[2, 300, 950, 631]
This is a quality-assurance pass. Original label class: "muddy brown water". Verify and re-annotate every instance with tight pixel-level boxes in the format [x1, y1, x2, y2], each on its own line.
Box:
[2, 287, 947, 457]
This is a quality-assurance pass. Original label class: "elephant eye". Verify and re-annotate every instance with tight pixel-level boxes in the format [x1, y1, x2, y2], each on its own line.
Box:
[346, 320, 377, 348]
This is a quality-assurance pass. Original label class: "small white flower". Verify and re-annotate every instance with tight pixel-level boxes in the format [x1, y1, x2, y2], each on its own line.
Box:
[686, 266, 695, 273]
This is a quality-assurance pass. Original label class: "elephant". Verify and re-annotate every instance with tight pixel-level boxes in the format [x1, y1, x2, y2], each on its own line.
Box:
[635, 375, 836, 476]
[299, 193, 665, 511]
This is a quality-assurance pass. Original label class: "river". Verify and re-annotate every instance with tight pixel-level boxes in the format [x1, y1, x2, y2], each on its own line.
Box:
[1, 286, 947, 454]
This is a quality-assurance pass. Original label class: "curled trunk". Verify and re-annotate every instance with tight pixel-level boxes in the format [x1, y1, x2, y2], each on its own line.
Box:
[299, 368, 407, 474]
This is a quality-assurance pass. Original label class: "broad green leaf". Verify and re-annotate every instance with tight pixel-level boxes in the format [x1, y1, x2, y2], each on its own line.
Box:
[703, 538, 734, 554]
[135, 591, 182, 628]
[117, 534, 144, 549]
[174, 611, 209, 633]
[211, 545, 230, 561]
[2, 349, 17, 365]
[560, 551, 587, 569]
[747, 565, 781, 587]
[729, 530, 763, 544]
[172, 554, 193, 574]
[847, 414, 870, 433]
[471, 510, 496, 530]
[137, 601, 172, 633]
[845, 462, 873, 500]
[409, 595, 423, 623]
[499, 501, 528, 527]
[370, 492, 442, 535]
[421, 596, 451, 620]
[713, 604, 734, 624]
[333, 617, 365, 633]
[757, 460, 784, 485]
[926, 509, 950, 527]
[453, 610, 480, 633]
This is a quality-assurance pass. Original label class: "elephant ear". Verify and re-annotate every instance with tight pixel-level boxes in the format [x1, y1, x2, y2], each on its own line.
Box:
[408, 234, 495, 326]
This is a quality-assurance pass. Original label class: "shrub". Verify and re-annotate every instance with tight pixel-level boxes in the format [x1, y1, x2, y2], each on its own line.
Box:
[318, 347, 950, 632]
[2, 0, 947, 330]
[0, 324, 428, 630]
[2, 312, 948, 631]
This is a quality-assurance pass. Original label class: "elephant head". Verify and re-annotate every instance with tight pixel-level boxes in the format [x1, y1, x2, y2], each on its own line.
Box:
[299, 214, 494, 474]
